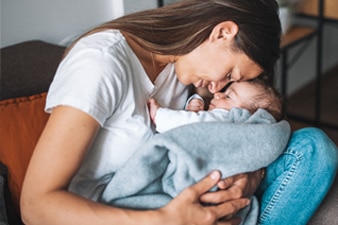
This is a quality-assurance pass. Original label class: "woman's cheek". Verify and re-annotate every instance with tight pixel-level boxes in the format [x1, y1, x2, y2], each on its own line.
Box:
[175, 73, 191, 85]
[176, 70, 198, 86]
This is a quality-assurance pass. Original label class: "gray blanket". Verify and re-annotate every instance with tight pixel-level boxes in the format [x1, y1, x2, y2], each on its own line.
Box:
[99, 108, 290, 224]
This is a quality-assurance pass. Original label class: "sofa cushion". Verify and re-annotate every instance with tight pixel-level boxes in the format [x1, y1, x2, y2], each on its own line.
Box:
[0, 93, 49, 211]
[0, 41, 65, 101]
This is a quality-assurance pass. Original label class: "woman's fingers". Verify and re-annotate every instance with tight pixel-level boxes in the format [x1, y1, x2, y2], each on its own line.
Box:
[193, 170, 222, 194]
[217, 216, 242, 225]
[185, 170, 250, 219]
[200, 186, 245, 204]
[164, 171, 250, 225]
[178, 170, 221, 202]
[217, 176, 235, 190]
[200, 171, 262, 204]
[213, 198, 250, 220]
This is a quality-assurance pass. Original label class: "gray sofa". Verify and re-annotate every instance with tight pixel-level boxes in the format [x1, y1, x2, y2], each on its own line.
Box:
[0, 40, 337, 224]
[308, 175, 338, 224]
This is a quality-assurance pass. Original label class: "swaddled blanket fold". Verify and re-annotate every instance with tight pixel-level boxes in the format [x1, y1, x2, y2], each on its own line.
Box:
[99, 108, 290, 225]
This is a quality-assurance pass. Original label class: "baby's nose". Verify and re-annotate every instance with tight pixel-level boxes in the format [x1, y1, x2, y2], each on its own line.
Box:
[213, 92, 223, 99]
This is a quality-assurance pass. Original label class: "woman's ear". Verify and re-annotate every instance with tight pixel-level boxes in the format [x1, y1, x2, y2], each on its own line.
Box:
[209, 21, 239, 42]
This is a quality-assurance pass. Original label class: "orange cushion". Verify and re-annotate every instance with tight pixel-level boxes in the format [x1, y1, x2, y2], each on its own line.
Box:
[0, 92, 49, 211]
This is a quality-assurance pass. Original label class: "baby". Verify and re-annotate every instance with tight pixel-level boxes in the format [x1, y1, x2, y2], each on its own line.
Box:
[148, 78, 284, 133]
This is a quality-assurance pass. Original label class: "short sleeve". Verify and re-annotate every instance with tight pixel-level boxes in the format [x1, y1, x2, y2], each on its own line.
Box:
[46, 44, 126, 126]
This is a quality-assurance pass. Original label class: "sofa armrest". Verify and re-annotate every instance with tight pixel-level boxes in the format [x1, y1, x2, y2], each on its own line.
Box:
[0, 164, 9, 225]
[0, 40, 66, 101]
[0, 41, 66, 224]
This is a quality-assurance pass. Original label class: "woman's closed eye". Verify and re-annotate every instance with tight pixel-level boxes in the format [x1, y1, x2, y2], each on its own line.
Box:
[220, 81, 233, 92]
[226, 72, 232, 81]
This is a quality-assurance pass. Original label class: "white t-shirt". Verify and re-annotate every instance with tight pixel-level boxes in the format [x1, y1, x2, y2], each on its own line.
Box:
[46, 30, 189, 200]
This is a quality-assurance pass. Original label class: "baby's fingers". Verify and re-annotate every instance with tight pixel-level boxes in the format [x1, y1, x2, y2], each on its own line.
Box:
[186, 99, 204, 112]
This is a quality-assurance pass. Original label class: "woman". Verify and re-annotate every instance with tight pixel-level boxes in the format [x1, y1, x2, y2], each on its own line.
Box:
[21, 0, 338, 224]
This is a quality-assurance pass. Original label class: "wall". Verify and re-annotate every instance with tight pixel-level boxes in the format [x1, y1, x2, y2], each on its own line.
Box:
[1, 0, 115, 47]
[1, 0, 337, 96]
[124, 0, 157, 14]
[0, 0, 156, 48]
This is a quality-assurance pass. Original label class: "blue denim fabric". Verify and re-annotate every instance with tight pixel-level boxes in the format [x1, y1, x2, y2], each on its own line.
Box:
[256, 127, 338, 225]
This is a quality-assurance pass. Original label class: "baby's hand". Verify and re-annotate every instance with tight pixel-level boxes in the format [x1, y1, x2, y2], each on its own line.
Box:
[148, 98, 160, 123]
[185, 98, 204, 112]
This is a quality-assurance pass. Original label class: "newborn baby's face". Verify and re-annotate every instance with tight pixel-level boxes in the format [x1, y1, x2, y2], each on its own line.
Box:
[208, 82, 258, 111]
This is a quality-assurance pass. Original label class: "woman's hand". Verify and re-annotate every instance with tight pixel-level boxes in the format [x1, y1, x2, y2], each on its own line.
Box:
[161, 171, 250, 225]
[200, 170, 263, 204]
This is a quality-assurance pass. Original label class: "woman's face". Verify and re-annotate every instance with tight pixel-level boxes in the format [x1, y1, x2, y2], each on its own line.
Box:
[174, 37, 263, 94]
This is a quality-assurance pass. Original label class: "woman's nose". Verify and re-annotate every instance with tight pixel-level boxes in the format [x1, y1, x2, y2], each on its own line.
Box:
[208, 81, 228, 93]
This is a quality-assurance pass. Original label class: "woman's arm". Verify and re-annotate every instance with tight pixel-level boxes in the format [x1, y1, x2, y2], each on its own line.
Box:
[21, 106, 250, 225]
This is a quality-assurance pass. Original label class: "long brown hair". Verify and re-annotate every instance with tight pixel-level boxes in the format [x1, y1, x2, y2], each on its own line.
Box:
[65, 0, 281, 74]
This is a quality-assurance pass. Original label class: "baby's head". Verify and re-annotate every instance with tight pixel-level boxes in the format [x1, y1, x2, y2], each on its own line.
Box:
[208, 78, 284, 121]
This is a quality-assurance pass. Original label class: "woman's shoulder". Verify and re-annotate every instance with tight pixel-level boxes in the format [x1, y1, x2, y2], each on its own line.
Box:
[61, 29, 134, 76]
[73, 29, 128, 53]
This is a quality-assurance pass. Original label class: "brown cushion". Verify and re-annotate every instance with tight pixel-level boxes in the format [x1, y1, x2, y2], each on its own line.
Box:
[0, 41, 65, 101]
[0, 93, 49, 211]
